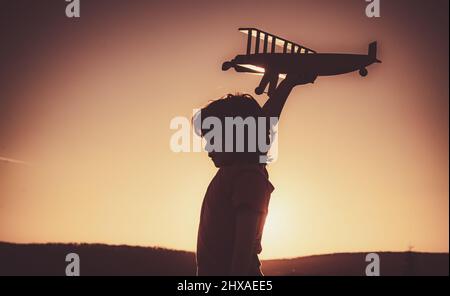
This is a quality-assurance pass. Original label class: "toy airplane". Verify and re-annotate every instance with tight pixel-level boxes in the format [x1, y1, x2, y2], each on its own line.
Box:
[222, 28, 381, 96]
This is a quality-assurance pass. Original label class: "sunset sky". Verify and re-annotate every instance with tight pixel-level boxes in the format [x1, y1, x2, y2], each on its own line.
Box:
[0, 0, 448, 259]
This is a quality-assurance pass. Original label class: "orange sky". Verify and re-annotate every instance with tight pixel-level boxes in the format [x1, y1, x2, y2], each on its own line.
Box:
[0, 0, 448, 259]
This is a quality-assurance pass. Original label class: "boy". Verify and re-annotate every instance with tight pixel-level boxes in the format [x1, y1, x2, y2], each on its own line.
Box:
[194, 73, 314, 275]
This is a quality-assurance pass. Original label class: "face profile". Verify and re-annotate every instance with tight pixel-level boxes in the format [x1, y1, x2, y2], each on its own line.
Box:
[194, 93, 272, 168]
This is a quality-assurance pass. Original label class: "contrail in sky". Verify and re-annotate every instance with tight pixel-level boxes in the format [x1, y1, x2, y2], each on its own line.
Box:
[0, 156, 31, 166]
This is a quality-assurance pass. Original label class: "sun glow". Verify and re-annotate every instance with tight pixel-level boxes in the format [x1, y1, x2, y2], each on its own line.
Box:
[261, 197, 295, 259]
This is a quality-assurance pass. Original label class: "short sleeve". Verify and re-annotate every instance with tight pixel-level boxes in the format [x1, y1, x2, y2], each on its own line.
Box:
[231, 170, 274, 213]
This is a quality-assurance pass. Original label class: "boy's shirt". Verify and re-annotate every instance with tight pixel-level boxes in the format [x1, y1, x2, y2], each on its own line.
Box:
[196, 164, 274, 276]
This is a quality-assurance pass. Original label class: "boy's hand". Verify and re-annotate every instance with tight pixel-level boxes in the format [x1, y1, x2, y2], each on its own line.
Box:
[284, 72, 317, 88]
[262, 71, 317, 119]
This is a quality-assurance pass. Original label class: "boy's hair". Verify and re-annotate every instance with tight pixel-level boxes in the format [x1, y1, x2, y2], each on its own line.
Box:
[193, 93, 262, 136]
[193, 93, 270, 163]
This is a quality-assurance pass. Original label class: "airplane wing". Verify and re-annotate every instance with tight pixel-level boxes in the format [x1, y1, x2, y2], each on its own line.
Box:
[238, 27, 316, 55]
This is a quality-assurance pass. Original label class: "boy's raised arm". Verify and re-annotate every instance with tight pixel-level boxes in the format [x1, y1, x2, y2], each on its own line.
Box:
[262, 74, 316, 119]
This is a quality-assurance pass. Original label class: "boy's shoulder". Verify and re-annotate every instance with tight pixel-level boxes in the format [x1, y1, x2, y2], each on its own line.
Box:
[220, 163, 268, 178]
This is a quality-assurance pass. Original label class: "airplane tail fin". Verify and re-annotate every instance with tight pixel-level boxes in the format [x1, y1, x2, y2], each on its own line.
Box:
[369, 41, 381, 63]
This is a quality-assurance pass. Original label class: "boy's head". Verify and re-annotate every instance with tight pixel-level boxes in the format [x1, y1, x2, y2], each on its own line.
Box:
[193, 93, 269, 167]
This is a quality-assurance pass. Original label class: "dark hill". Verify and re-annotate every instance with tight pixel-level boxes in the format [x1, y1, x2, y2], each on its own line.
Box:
[0, 242, 447, 276]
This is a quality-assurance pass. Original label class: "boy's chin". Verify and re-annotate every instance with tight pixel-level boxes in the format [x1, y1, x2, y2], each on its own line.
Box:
[211, 158, 225, 167]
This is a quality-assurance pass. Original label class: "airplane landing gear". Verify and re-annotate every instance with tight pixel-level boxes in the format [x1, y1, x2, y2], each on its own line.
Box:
[359, 68, 368, 77]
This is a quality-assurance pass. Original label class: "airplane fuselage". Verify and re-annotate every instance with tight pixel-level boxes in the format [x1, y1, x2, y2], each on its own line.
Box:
[231, 53, 377, 77]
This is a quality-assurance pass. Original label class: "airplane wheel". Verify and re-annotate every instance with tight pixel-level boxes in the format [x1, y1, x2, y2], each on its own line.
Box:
[359, 68, 368, 77]
[255, 86, 265, 95]
[222, 62, 232, 71]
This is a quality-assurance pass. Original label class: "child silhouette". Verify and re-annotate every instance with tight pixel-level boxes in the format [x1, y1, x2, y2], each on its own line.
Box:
[194, 73, 314, 276]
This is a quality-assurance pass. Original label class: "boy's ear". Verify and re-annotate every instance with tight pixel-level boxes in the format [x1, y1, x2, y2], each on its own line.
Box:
[192, 110, 203, 137]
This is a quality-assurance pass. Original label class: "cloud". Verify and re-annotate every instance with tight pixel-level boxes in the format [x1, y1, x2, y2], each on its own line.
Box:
[0, 156, 31, 166]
